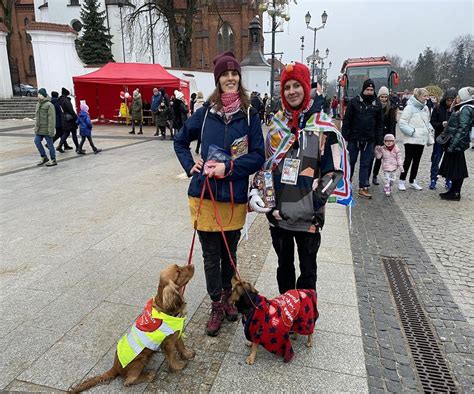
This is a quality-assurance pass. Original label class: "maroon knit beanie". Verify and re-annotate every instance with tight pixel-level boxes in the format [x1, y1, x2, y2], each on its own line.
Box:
[280, 62, 311, 129]
[213, 51, 241, 85]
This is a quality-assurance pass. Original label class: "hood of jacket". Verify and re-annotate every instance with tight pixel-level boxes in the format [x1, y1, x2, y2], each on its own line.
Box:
[38, 95, 51, 104]
[455, 98, 474, 110]
[408, 95, 426, 110]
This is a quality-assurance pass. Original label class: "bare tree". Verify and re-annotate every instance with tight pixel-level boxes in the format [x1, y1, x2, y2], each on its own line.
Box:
[127, 0, 231, 68]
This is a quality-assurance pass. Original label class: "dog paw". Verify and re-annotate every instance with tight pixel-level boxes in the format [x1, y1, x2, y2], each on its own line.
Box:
[245, 341, 253, 348]
[305, 341, 313, 348]
[181, 348, 196, 360]
[245, 356, 255, 365]
[144, 371, 157, 382]
[169, 360, 186, 372]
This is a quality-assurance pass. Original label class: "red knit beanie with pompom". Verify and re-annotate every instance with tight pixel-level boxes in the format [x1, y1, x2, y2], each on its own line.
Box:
[280, 62, 311, 129]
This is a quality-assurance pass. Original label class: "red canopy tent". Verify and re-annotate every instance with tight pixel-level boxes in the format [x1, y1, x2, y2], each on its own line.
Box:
[72, 62, 190, 120]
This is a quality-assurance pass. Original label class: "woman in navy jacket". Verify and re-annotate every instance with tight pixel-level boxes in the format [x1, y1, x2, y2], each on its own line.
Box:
[174, 51, 265, 337]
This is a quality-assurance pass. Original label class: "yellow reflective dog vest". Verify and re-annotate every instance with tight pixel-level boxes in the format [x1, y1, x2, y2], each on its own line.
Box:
[117, 298, 186, 368]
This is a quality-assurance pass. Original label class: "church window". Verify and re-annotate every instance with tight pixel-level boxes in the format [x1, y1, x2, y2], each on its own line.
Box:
[217, 23, 234, 53]
[29, 56, 36, 75]
[69, 0, 80, 6]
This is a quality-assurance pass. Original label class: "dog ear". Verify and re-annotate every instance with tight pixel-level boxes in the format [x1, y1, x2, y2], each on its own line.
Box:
[161, 280, 183, 313]
[231, 275, 240, 288]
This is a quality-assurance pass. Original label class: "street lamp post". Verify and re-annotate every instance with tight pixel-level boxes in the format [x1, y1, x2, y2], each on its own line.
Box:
[305, 10, 327, 84]
[260, 0, 293, 98]
[300, 36, 304, 63]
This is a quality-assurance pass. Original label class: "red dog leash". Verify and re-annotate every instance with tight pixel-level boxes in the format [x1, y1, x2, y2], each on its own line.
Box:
[187, 174, 241, 280]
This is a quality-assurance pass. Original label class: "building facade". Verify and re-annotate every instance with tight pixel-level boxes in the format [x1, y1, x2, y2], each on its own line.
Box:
[172, 0, 260, 70]
[0, 0, 36, 88]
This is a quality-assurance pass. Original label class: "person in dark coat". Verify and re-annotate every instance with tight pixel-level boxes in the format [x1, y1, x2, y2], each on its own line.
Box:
[370, 86, 398, 185]
[438, 87, 473, 200]
[342, 78, 383, 199]
[190, 92, 197, 115]
[50, 91, 66, 151]
[429, 88, 457, 189]
[58, 87, 80, 152]
[171, 90, 188, 140]
[155, 102, 170, 139]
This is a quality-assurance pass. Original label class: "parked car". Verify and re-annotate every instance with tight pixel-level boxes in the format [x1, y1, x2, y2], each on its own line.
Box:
[13, 84, 38, 97]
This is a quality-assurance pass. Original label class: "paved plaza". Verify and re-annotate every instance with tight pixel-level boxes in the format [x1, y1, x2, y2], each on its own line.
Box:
[0, 121, 472, 392]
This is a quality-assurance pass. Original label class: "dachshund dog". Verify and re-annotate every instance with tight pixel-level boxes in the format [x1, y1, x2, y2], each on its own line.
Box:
[70, 264, 195, 393]
[230, 277, 318, 365]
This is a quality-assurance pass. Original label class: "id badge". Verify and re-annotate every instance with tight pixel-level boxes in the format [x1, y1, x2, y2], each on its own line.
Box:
[281, 158, 300, 185]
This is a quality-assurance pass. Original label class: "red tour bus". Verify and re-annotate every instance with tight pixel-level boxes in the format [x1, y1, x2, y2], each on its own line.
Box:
[337, 56, 399, 118]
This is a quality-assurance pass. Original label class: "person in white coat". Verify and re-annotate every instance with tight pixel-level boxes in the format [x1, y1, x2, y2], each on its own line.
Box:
[398, 87, 435, 190]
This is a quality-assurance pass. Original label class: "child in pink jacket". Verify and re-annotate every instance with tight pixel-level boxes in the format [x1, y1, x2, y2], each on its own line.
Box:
[374, 134, 404, 196]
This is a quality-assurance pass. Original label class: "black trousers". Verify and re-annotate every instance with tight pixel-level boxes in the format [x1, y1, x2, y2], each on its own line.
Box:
[59, 128, 79, 149]
[53, 127, 63, 143]
[400, 144, 424, 183]
[270, 226, 321, 294]
[198, 230, 241, 302]
[79, 136, 97, 151]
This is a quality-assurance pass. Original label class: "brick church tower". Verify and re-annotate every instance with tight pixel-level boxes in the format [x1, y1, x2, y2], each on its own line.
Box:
[171, 0, 260, 70]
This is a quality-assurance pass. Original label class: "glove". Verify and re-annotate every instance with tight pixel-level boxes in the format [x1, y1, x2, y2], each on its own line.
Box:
[399, 166, 405, 173]
[248, 188, 271, 213]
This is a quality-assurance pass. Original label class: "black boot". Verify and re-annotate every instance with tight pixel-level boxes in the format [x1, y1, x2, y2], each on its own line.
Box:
[64, 144, 73, 150]
[440, 192, 460, 201]
[56, 146, 65, 153]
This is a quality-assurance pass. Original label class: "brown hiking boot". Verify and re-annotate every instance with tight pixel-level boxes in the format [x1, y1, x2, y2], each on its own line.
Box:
[358, 188, 372, 199]
[221, 289, 238, 322]
[206, 301, 224, 337]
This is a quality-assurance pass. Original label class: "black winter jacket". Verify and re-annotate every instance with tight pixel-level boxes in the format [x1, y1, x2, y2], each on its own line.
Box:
[172, 99, 188, 130]
[51, 97, 63, 130]
[430, 100, 453, 138]
[382, 107, 397, 137]
[342, 95, 383, 145]
[58, 95, 77, 131]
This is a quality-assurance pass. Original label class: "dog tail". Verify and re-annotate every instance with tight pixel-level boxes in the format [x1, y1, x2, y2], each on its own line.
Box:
[69, 368, 118, 393]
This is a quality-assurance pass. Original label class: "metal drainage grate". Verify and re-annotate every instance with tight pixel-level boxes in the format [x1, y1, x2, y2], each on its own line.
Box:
[383, 257, 458, 393]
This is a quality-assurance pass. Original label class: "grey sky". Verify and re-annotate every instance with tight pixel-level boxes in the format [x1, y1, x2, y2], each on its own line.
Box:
[263, 0, 474, 81]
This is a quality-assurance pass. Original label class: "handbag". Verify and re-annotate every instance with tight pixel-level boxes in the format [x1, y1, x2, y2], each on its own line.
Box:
[64, 113, 74, 121]
[436, 130, 452, 145]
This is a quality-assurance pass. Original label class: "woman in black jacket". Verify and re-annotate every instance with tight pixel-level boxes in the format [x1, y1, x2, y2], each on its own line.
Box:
[438, 87, 473, 200]
[371, 86, 397, 185]
[171, 90, 188, 140]
[57, 88, 80, 152]
[429, 88, 456, 189]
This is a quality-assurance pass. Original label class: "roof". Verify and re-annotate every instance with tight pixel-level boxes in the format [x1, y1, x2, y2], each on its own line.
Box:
[26, 22, 77, 34]
[340, 57, 392, 72]
[240, 16, 270, 68]
[0, 23, 9, 33]
[73, 62, 188, 88]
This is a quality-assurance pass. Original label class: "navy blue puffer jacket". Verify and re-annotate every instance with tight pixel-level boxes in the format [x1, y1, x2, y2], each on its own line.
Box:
[174, 103, 265, 203]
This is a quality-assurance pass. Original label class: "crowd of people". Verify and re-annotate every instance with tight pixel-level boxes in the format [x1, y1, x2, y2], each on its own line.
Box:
[34, 87, 101, 167]
[128, 87, 203, 141]
[32, 49, 472, 340]
[342, 81, 473, 201]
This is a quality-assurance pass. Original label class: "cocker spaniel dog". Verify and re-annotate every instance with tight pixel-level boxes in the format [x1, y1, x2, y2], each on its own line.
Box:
[70, 263, 195, 392]
[230, 277, 318, 365]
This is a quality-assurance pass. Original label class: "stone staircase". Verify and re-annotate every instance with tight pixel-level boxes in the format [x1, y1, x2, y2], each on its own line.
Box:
[0, 97, 37, 119]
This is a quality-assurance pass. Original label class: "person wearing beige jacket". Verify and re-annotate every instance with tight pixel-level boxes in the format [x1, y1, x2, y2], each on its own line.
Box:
[398, 87, 434, 190]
